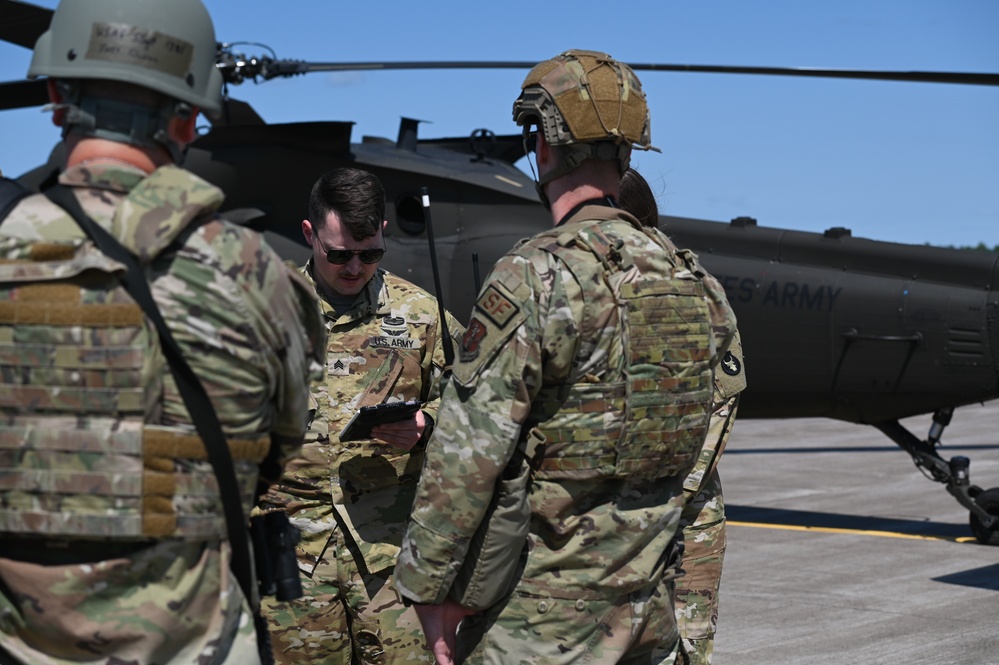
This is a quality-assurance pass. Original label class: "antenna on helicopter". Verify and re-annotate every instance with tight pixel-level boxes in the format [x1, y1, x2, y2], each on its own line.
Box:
[472, 253, 482, 294]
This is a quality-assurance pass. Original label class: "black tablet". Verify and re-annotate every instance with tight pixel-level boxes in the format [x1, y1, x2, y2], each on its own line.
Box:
[337, 400, 423, 442]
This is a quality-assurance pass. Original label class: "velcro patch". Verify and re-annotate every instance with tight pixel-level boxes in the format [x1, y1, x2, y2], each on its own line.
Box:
[370, 336, 421, 350]
[328, 354, 357, 376]
[476, 284, 520, 329]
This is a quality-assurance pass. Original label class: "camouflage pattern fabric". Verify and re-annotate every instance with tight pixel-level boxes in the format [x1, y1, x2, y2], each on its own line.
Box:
[456, 577, 681, 665]
[260, 262, 462, 665]
[645, 227, 747, 665]
[675, 467, 727, 665]
[676, 329, 746, 665]
[0, 540, 260, 665]
[397, 204, 734, 664]
[0, 162, 324, 664]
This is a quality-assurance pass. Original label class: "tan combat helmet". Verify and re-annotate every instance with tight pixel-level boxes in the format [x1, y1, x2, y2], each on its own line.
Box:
[512, 49, 658, 186]
[27, 0, 223, 160]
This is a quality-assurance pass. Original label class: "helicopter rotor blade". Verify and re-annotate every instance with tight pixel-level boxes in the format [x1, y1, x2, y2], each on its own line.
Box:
[0, 79, 47, 110]
[231, 58, 999, 87]
[1, 2, 995, 89]
[0, 0, 52, 49]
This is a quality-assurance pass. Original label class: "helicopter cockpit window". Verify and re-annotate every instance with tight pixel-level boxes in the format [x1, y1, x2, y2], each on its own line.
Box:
[395, 194, 426, 236]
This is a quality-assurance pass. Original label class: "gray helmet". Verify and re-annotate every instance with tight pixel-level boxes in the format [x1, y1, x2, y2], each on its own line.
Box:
[28, 0, 222, 116]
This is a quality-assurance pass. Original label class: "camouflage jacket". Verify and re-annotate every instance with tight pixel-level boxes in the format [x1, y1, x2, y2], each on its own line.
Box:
[397, 204, 736, 603]
[0, 161, 324, 663]
[261, 262, 464, 575]
[652, 230, 747, 493]
[0, 162, 323, 537]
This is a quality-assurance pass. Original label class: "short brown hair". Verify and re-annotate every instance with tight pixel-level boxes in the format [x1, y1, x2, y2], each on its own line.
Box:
[308, 168, 385, 240]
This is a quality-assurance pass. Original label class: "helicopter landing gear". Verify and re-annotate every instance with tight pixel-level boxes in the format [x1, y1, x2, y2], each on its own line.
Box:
[969, 488, 999, 546]
[874, 407, 999, 545]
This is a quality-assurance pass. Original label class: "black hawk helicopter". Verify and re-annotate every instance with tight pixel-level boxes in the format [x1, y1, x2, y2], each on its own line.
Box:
[2, 0, 998, 544]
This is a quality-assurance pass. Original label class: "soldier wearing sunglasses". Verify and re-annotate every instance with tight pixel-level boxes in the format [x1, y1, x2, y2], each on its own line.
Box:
[258, 167, 464, 665]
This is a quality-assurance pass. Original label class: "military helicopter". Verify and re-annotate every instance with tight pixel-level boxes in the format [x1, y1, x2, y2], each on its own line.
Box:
[2, 0, 999, 544]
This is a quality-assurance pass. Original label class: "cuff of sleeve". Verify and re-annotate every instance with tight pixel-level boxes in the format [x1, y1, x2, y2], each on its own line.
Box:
[395, 516, 464, 605]
[418, 411, 435, 445]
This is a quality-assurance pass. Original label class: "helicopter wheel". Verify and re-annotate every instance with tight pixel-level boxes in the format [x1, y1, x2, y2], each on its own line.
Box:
[969, 488, 999, 545]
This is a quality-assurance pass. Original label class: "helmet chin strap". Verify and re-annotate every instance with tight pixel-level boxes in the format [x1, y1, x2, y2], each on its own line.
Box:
[533, 143, 633, 209]
[524, 126, 634, 212]
[523, 130, 551, 211]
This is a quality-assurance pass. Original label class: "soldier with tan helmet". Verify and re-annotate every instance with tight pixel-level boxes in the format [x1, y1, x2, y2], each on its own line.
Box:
[620, 167, 748, 665]
[0, 1, 324, 663]
[396, 50, 736, 664]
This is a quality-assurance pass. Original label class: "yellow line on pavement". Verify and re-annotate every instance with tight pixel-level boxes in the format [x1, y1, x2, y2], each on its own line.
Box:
[728, 520, 978, 544]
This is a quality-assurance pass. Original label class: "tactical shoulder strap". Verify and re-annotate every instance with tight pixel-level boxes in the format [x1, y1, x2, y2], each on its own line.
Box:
[42, 184, 273, 662]
[0, 178, 34, 228]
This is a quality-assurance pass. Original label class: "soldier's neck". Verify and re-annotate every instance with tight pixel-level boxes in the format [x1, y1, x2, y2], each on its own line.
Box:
[549, 183, 618, 226]
[64, 137, 168, 174]
[545, 163, 621, 226]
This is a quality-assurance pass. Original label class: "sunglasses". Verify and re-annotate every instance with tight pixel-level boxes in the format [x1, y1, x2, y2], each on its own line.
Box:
[315, 234, 386, 265]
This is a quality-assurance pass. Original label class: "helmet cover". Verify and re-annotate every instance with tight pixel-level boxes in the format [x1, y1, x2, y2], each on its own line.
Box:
[513, 49, 653, 151]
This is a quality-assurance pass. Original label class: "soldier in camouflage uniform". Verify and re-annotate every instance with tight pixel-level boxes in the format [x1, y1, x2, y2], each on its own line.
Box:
[258, 167, 464, 665]
[0, 1, 325, 664]
[396, 50, 737, 665]
[619, 168, 748, 665]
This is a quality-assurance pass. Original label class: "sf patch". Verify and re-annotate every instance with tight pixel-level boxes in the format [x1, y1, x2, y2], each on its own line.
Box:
[477, 284, 519, 328]
[460, 317, 488, 362]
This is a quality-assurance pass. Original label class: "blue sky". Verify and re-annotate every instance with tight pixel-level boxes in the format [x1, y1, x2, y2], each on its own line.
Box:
[1, 0, 996, 247]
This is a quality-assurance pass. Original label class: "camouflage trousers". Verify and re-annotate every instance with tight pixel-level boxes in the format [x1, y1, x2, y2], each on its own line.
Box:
[261, 534, 432, 665]
[454, 579, 681, 665]
[675, 469, 726, 665]
[0, 539, 258, 665]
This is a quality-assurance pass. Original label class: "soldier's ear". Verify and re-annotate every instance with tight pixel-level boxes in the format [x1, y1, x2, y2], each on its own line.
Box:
[168, 109, 199, 146]
[46, 80, 66, 128]
[536, 132, 551, 167]
[302, 219, 315, 245]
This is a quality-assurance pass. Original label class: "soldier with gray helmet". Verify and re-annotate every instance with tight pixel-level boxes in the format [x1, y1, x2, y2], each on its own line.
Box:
[396, 50, 736, 664]
[0, 1, 325, 663]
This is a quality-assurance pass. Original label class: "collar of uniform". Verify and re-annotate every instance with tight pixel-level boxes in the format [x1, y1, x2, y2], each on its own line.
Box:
[370, 269, 393, 317]
[303, 259, 390, 322]
[59, 161, 147, 194]
[558, 198, 638, 231]
[555, 196, 617, 228]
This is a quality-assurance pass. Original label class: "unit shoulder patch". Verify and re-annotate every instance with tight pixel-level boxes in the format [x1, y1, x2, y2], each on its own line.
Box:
[460, 317, 488, 362]
[721, 350, 742, 376]
[453, 280, 528, 386]
[477, 284, 520, 329]
[715, 333, 747, 399]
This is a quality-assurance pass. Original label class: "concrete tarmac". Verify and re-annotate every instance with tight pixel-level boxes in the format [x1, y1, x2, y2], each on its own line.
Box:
[713, 400, 999, 665]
